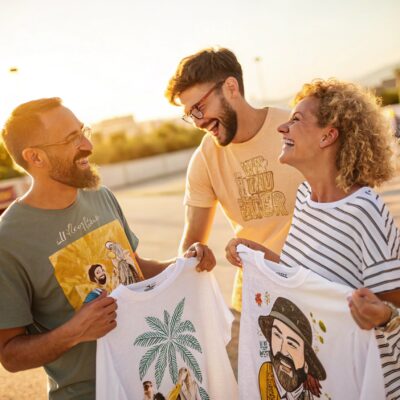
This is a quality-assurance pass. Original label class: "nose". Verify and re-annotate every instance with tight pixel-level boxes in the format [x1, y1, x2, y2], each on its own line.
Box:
[277, 121, 290, 135]
[79, 135, 93, 151]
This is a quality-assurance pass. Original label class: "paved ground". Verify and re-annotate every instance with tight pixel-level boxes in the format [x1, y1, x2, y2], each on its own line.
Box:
[1, 172, 399, 399]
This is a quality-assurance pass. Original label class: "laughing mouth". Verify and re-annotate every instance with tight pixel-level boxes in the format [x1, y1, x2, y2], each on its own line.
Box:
[206, 120, 219, 136]
[283, 138, 294, 147]
[76, 157, 90, 168]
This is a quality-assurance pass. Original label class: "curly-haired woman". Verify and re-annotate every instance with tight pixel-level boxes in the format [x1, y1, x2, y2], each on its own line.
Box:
[226, 79, 400, 398]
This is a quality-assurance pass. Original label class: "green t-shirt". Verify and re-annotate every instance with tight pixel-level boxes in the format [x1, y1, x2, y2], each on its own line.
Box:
[0, 186, 141, 400]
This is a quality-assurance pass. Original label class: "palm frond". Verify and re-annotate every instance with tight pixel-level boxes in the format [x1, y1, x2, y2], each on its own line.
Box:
[170, 298, 185, 335]
[138, 344, 162, 380]
[175, 342, 203, 383]
[164, 310, 170, 334]
[155, 343, 168, 388]
[168, 342, 178, 384]
[175, 334, 202, 353]
[134, 331, 167, 347]
[145, 316, 168, 336]
[199, 386, 210, 400]
[175, 320, 196, 334]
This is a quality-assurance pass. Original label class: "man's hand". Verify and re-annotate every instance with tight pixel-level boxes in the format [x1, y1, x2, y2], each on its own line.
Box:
[0, 291, 118, 372]
[183, 242, 216, 272]
[66, 290, 118, 344]
[348, 288, 392, 330]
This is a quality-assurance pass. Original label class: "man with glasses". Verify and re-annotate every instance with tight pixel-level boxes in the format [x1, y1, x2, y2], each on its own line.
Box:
[166, 47, 303, 311]
[0, 98, 175, 399]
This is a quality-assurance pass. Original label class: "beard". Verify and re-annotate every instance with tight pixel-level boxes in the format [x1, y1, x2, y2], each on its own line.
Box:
[97, 274, 107, 285]
[214, 96, 238, 146]
[47, 150, 100, 189]
[271, 351, 308, 392]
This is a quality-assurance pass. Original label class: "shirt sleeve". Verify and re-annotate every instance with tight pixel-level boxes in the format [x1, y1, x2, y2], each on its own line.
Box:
[0, 248, 33, 329]
[362, 195, 400, 294]
[183, 147, 217, 208]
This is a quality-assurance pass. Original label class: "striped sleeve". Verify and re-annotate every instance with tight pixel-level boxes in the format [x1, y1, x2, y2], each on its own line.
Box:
[359, 193, 400, 293]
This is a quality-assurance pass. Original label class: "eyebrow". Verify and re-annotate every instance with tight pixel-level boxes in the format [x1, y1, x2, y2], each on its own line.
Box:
[292, 111, 303, 118]
[272, 325, 282, 334]
[65, 124, 84, 139]
[287, 336, 301, 346]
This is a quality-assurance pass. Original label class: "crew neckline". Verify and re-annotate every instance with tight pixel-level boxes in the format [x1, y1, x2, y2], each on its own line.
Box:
[112, 257, 198, 301]
[237, 244, 310, 288]
[15, 190, 82, 213]
[306, 186, 369, 209]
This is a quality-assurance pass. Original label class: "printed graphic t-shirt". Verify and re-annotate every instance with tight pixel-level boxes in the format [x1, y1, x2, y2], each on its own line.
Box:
[96, 257, 238, 400]
[184, 107, 303, 310]
[237, 245, 385, 400]
[0, 186, 143, 400]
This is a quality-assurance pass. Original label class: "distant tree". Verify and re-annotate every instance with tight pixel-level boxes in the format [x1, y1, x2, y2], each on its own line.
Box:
[90, 122, 204, 165]
[0, 142, 23, 180]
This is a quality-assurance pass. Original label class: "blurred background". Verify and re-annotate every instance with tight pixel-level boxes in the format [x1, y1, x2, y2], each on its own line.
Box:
[0, 0, 400, 398]
[1, 0, 400, 185]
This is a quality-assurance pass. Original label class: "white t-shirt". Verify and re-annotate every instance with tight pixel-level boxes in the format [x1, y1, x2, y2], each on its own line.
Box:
[237, 245, 385, 400]
[96, 257, 238, 400]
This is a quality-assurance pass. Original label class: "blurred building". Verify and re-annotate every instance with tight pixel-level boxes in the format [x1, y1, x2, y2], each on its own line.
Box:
[92, 115, 140, 136]
[92, 114, 187, 137]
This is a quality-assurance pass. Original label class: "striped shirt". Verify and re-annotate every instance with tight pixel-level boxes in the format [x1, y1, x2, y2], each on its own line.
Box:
[281, 182, 400, 399]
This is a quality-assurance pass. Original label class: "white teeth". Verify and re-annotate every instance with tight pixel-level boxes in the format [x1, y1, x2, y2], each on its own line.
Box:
[283, 139, 294, 146]
[207, 121, 218, 131]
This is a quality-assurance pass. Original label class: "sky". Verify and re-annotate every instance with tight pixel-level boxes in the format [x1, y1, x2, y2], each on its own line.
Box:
[1, 0, 399, 126]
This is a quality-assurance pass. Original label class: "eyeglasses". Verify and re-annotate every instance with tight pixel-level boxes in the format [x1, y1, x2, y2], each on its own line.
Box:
[34, 125, 92, 149]
[182, 80, 225, 124]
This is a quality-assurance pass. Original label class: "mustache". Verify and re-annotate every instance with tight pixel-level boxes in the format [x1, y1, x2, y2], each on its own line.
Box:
[73, 150, 92, 162]
[273, 352, 296, 371]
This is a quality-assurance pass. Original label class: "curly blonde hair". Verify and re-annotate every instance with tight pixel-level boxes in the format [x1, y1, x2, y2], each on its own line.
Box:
[294, 78, 394, 191]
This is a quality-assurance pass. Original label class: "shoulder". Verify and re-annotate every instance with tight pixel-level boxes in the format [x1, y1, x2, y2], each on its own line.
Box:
[0, 201, 26, 235]
[266, 106, 291, 121]
[80, 186, 116, 202]
[296, 182, 311, 202]
[188, 134, 222, 170]
[345, 187, 388, 218]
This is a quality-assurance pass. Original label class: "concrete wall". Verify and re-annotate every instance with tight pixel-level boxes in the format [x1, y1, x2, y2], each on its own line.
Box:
[0, 148, 195, 198]
[98, 148, 195, 189]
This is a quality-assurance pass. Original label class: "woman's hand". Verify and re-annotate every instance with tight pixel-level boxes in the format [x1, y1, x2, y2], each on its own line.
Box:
[348, 287, 392, 330]
[225, 238, 269, 267]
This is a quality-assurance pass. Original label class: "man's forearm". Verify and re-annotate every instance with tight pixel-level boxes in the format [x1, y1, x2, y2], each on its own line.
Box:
[139, 257, 175, 279]
[1, 324, 78, 372]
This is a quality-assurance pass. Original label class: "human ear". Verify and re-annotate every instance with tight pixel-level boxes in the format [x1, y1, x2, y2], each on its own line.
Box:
[224, 77, 240, 98]
[319, 127, 339, 148]
[22, 148, 46, 168]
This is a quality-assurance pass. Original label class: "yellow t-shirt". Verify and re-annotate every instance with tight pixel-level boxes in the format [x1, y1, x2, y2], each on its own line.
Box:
[184, 107, 303, 311]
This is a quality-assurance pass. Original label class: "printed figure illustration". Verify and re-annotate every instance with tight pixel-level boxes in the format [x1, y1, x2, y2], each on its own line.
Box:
[134, 298, 210, 400]
[50, 220, 141, 309]
[87, 263, 107, 285]
[167, 367, 200, 400]
[142, 380, 165, 400]
[105, 240, 142, 285]
[258, 297, 326, 400]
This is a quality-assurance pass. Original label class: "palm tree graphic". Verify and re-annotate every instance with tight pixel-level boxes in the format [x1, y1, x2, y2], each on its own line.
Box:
[134, 298, 209, 399]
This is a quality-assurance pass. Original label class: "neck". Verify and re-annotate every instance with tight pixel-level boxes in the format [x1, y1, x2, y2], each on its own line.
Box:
[303, 168, 360, 202]
[19, 178, 80, 209]
[232, 102, 268, 143]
